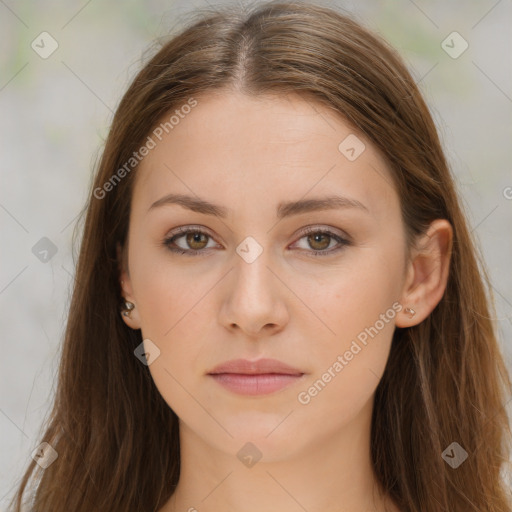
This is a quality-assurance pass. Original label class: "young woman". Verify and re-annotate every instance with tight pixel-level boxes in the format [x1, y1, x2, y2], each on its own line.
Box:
[11, 1, 511, 511]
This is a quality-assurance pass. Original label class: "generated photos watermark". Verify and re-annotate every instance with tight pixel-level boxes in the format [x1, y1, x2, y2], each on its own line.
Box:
[94, 97, 198, 200]
[297, 301, 403, 405]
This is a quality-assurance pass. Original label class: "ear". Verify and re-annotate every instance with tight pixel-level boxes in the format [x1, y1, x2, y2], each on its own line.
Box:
[396, 219, 453, 328]
[117, 242, 142, 330]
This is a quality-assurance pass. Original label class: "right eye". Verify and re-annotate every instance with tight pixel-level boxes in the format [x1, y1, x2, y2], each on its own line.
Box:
[163, 226, 220, 256]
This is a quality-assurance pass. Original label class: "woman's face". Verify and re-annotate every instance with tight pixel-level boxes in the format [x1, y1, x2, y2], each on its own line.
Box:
[120, 90, 411, 460]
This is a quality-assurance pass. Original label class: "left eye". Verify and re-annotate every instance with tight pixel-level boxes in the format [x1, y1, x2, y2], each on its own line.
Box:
[292, 230, 347, 253]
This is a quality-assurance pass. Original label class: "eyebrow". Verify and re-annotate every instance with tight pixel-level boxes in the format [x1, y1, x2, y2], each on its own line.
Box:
[147, 193, 369, 219]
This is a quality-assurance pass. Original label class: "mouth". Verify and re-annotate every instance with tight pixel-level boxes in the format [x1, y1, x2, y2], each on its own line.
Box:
[207, 358, 305, 396]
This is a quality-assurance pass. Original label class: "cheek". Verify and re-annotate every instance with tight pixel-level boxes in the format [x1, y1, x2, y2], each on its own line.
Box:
[139, 305, 209, 424]
[297, 292, 398, 426]
[295, 341, 388, 431]
[295, 245, 403, 410]
[130, 242, 210, 337]
[307, 245, 404, 346]
[128, 249, 212, 409]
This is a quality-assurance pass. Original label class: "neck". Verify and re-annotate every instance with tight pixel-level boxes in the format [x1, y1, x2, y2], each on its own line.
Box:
[160, 396, 399, 512]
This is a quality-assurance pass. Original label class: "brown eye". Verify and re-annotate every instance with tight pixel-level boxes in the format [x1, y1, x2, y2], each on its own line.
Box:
[292, 228, 350, 256]
[186, 232, 209, 250]
[307, 233, 331, 251]
[163, 227, 217, 255]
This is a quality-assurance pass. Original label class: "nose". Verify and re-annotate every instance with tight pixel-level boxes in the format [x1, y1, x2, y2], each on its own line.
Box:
[218, 250, 289, 337]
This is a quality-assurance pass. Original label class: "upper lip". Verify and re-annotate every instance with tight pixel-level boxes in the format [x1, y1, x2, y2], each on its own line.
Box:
[208, 358, 304, 375]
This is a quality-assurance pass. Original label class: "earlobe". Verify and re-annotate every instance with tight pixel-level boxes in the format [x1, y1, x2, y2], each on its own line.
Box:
[121, 301, 135, 318]
[119, 299, 142, 330]
[117, 242, 142, 330]
[403, 307, 416, 319]
[396, 219, 453, 328]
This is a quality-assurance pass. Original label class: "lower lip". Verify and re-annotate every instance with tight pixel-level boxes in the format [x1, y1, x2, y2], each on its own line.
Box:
[209, 373, 304, 395]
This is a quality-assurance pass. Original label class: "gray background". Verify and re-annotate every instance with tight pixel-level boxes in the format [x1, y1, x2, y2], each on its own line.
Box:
[1, 0, 511, 508]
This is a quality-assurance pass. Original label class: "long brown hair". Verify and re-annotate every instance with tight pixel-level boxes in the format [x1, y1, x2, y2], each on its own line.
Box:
[11, 1, 511, 510]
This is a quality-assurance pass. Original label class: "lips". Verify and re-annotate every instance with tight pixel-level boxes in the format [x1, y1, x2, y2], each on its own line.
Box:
[207, 358, 305, 396]
[208, 358, 304, 376]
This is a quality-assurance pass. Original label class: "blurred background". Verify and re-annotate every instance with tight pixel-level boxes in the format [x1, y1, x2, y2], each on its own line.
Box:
[1, 0, 511, 507]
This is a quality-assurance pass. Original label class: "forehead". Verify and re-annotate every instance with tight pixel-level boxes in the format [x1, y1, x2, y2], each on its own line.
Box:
[131, 91, 399, 220]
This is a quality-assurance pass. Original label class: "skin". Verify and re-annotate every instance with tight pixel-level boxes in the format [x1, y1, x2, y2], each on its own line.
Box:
[119, 90, 452, 512]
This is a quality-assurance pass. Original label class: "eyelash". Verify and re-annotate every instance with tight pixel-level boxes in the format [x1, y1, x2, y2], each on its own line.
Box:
[162, 225, 351, 257]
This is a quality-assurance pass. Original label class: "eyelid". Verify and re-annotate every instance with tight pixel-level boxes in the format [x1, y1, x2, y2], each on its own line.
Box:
[296, 224, 351, 241]
[168, 224, 214, 237]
